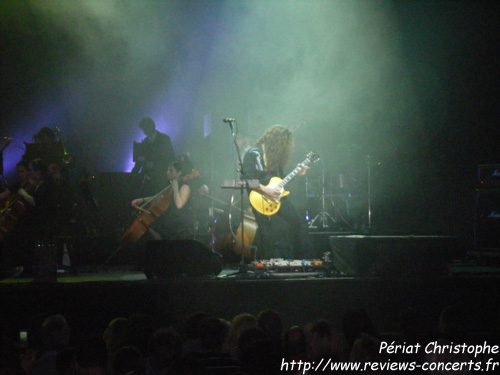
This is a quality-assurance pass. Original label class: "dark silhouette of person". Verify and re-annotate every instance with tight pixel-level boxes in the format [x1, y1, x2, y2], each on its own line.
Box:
[132, 117, 175, 196]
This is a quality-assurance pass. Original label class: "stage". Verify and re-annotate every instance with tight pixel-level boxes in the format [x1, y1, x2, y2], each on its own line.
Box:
[2, 251, 500, 345]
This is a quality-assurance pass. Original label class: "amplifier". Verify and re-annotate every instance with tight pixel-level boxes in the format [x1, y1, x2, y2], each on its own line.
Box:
[475, 189, 500, 250]
[328, 235, 456, 278]
[478, 164, 500, 188]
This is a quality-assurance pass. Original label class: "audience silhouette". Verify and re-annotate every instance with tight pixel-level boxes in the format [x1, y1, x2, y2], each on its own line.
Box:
[1, 304, 498, 375]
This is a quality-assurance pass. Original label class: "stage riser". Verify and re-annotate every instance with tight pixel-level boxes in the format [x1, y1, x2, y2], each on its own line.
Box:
[329, 235, 458, 278]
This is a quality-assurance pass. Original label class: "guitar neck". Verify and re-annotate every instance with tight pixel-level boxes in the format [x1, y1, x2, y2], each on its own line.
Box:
[278, 159, 310, 188]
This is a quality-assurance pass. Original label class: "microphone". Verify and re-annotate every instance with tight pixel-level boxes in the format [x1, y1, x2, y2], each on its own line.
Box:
[223, 118, 236, 123]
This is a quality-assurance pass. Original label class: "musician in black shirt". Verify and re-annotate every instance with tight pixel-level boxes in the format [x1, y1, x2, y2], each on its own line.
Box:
[242, 125, 312, 260]
[132, 117, 175, 195]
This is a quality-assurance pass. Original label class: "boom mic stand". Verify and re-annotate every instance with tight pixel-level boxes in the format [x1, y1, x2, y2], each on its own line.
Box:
[222, 118, 254, 277]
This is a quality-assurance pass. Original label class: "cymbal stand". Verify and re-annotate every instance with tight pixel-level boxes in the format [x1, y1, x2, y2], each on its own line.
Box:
[308, 164, 336, 229]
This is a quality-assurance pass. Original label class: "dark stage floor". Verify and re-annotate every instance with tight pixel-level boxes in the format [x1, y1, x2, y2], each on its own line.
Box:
[2, 260, 500, 345]
[2, 232, 500, 347]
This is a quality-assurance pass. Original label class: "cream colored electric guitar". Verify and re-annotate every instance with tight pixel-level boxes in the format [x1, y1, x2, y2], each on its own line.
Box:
[249, 152, 319, 216]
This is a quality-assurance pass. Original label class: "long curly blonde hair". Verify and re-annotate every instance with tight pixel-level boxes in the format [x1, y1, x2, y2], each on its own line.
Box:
[256, 125, 294, 173]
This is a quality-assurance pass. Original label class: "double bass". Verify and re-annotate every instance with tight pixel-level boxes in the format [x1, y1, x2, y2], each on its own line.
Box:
[205, 193, 257, 261]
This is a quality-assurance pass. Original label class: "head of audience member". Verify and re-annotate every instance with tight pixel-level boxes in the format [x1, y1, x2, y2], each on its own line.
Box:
[149, 327, 182, 371]
[257, 309, 283, 343]
[283, 326, 308, 361]
[183, 312, 211, 341]
[103, 317, 128, 355]
[305, 319, 338, 361]
[231, 313, 258, 341]
[122, 313, 155, 357]
[198, 317, 230, 353]
[237, 326, 268, 357]
[181, 312, 211, 355]
[40, 314, 70, 351]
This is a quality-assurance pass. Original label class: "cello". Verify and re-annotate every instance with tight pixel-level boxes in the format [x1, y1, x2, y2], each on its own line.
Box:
[102, 169, 200, 267]
[120, 169, 200, 247]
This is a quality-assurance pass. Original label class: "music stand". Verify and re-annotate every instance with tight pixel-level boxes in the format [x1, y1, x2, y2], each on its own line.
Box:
[23, 141, 65, 164]
[132, 141, 148, 162]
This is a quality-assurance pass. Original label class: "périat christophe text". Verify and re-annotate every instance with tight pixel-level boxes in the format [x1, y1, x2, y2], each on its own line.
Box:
[379, 341, 499, 357]
[280, 341, 499, 373]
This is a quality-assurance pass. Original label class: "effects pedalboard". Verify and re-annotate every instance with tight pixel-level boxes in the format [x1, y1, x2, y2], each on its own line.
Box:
[247, 258, 333, 277]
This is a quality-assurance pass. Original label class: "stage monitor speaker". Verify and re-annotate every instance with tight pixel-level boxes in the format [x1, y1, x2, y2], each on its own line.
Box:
[145, 240, 222, 279]
[329, 235, 457, 278]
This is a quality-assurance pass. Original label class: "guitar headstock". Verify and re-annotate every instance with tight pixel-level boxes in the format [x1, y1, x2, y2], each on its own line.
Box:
[306, 152, 320, 164]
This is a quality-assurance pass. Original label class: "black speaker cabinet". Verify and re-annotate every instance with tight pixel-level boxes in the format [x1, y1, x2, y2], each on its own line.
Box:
[33, 240, 58, 282]
[474, 189, 500, 250]
[144, 240, 222, 279]
[329, 235, 457, 278]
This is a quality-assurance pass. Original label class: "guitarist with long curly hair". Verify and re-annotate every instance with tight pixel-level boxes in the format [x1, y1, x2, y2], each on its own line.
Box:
[242, 125, 313, 260]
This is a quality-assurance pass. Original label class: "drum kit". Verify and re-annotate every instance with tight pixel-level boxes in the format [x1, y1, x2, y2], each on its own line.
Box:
[305, 154, 377, 232]
[305, 169, 355, 230]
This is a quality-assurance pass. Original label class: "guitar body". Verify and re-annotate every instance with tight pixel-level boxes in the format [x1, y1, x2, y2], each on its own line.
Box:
[249, 177, 290, 216]
[248, 152, 319, 216]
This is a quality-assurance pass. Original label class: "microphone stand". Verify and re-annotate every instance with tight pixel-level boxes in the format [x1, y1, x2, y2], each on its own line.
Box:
[226, 119, 251, 276]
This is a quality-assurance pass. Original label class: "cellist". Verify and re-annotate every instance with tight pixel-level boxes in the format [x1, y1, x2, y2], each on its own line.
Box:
[131, 156, 202, 240]
[1, 159, 57, 276]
